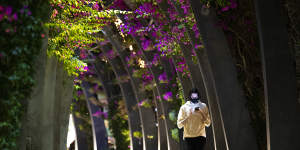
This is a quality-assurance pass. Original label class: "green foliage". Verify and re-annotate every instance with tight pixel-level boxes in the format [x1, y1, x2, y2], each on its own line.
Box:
[47, 0, 131, 76]
[0, 1, 49, 149]
[108, 98, 130, 150]
[133, 131, 143, 139]
[171, 128, 179, 142]
[199, 0, 230, 7]
[168, 110, 177, 123]
[73, 93, 94, 150]
[140, 100, 152, 108]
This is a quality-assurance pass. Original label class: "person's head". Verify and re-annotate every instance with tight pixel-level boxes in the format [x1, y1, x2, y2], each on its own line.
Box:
[188, 88, 200, 100]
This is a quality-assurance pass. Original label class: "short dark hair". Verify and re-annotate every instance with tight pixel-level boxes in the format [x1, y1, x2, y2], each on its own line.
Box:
[188, 88, 200, 99]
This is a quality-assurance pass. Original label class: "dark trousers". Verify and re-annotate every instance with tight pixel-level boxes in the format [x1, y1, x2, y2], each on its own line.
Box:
[185, 136, 206, 150]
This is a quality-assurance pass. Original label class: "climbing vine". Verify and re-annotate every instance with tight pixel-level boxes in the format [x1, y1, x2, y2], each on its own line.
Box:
[48, 0, 130, 76]
[0, 1, 49, 149]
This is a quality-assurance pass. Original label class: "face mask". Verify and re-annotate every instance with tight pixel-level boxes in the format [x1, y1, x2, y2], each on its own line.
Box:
[191, 93, 198, 99]
[190, 93, 199, 103]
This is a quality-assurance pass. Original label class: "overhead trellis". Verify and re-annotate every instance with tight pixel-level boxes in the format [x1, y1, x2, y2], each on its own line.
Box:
[3, 0, 300, 150]
[48, 0, 261, 150]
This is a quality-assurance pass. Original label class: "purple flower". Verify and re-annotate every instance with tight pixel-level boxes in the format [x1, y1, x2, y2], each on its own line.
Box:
[27, 10, 32, 16]
[194, 43, 202, 49]
[93, 3, 100, 10]
[12, 13, 18, 20]
[106, 49, 116, 59]
[156, 95, 161, 100]
[0, 14, 3, 21]
[181, 5, 189, 14]
[5, 6, 12, 15]
[138, 101, 143, 106]
[221, 6, 229, 12]
[163, 91, 172, 101]
[230, 1, 238, 9]
[158, 72, 167, 82]
[93, 84, 99, 92]
[93, 110, 103, 117]
[102, 112, 108, 118]
[80, 50, 87, 59]
[141, 39, 151, 50]
[77, 90, 83, 96]
[83, 66, 88, 71]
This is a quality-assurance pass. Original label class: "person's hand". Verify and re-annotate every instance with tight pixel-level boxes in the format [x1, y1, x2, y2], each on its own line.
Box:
[195, 108, 203, 113]
[195, 108, 205, 120]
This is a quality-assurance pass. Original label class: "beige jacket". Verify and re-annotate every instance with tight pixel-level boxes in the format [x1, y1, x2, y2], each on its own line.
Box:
[177, 101, 211, 138]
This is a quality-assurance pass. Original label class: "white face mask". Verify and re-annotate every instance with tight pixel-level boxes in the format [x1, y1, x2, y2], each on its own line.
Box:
[191, 93, 198, 99]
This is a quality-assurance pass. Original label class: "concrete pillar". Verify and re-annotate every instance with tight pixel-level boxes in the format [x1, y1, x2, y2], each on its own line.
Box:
[153, 88, 168, 150]
[18, 50, 73, 150]
[188, 1, 258, 149]
[140, 47, 180, 150]
[93, 61, 130, 150]
[100, 44, 143, 150]
[102, 26, 158, 150]
[72, 102, 89, 150]
[18, 45, 57, 150]
[53, 62, 74, 150]
[254, 1, 300, 149]
[82, 81, 109, 150]
[117, 15, 171, 150]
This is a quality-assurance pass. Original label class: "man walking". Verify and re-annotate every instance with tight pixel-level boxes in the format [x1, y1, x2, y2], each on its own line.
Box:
[177, 88, 211, 150]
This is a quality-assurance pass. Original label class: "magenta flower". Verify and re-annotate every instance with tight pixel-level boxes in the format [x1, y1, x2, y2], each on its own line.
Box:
[230, 1, 238, 9]
[77, 90, 83, 96]
[158, 72, 168, 82]
[52, 9, 58, 18]
[93, 3, 100, 10]
[5, 6, 12, 15]
[80, 50, 87, 59]
[106, 49, 116, 59]
[27, 10, 32, 16]
[12, 13, 18, 20]
[141, 39, 151, 50]
[93, 84, 99, 92]
[156, 95, 161, 100]
[102, 112, 108, 119]
[163, 91, 172, 101]
[0, 14, 3, 21]
[138, 101, 143, 106]
[92, 110, 107, 118]
[93, 110, 102, 117]
[221, 6, 229, 12]
[83, 66, 88, 71]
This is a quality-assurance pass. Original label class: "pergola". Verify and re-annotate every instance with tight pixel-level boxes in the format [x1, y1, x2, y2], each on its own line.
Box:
[17, 0, 300, 150]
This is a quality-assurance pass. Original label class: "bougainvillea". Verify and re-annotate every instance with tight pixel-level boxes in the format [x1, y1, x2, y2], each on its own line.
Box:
[0, 0, 276, 149]
[47, 0, 130, 76]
